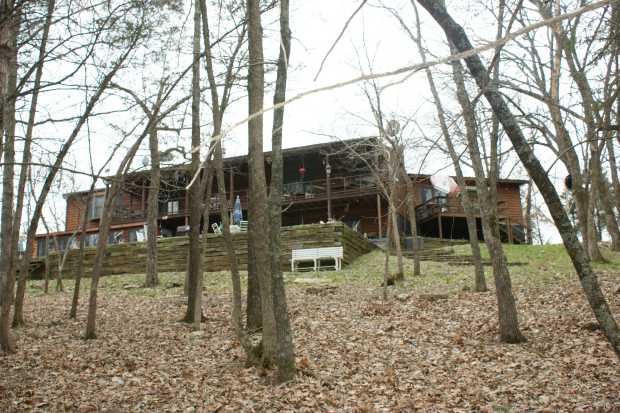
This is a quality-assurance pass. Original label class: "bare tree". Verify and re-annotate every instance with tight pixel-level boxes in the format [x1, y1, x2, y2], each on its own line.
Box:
[407, 0, 487, 291]
[417, 0, 620, 358]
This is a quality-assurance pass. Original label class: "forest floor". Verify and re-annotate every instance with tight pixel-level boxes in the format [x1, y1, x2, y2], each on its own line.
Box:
[1, 244, 619, 412]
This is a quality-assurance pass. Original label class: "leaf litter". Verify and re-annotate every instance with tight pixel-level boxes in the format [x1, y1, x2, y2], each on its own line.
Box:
[1, 269, 618, 412]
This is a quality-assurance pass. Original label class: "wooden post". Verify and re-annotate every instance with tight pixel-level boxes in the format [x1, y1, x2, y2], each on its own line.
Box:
[438, 212, 443, 239]
[184, 189, 189, 226]
[507, 216, 513, 244]
[141, 182, 146, 214]
[229, 168, 234, 221]
[376, 193, 382, 238]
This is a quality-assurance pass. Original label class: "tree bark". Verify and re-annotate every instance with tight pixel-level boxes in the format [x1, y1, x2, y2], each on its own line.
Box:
[409, 0, 485, 289]
[0, 0, 18, 352]
[247, 0, 277, 367]
[401, 171, 421, 276]
[85, 128, 149, 339]
[525, 180, 534, 245]
[69, 187, 94, 319]
[448, 37, 523, 342]
[268, 0, 295, 382]
[145, 124, 160, 287]
[184, 0, 203, 328]
[417, 0, 620, 357]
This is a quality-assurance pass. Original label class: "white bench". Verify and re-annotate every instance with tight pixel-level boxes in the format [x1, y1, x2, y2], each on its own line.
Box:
[291, 246, 343, 272]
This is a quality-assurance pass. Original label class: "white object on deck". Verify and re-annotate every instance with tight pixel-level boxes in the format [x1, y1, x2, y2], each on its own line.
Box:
[291, 246, 343, 272]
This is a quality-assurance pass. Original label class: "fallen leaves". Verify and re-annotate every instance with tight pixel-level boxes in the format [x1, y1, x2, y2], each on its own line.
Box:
[0, 268, 619, 412]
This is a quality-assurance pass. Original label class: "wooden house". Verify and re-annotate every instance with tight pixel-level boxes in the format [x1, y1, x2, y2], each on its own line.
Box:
[32, 138, 527, 257]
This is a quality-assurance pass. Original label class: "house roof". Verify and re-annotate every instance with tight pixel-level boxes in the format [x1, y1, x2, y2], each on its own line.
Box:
[409, 173, 528, 186]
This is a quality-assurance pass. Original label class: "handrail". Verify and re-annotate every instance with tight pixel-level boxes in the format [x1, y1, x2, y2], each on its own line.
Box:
[111, 174, 379, 224]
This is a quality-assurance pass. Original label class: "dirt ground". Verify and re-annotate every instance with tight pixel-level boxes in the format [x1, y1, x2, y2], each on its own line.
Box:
[1, 268, 619, 412]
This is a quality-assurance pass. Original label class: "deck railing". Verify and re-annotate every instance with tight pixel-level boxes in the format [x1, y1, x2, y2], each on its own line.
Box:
[111, 174, 379, 224]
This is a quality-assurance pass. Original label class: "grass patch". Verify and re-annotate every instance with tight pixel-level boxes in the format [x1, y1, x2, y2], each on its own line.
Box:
[26, 243, 620, 299]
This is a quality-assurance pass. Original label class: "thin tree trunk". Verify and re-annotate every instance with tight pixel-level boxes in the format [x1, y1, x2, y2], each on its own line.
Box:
[247, 0, 277, 367]
[409, 0, 485, 289]
[184, 0, 203, 328]
[401, 171, 421, 276]
[10, 0, 53, 326]
[0, 4, 19, 351]
[268, 0, 295, 382]
[85, 126, 150, 339]
[69, 186, 94, 319]
[214, 140, 262, 365]
[598, 174, 620, 251]
[389, 199, 404, 280]
[448, 39, 523, 342]
[418, 0, 620, 357]
[524, 180, 534, 244]
[145, 124, 160, 287]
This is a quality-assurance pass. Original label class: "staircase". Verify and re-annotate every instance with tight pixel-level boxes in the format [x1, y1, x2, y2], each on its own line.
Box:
[396, 237, 479, 265]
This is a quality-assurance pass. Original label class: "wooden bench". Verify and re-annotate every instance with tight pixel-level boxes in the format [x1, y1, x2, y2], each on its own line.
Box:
[291, 246, 343, 272]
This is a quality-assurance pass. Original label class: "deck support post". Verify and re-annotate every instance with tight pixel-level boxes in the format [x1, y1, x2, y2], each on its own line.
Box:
[229, 168, 234, 221]
[438, 212, 443, 239]
[376, 194, 382, 238]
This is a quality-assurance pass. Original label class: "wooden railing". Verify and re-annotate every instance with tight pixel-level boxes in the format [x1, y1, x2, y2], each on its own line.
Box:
[415, 194, 512, 223]
[111, 175, 379, 224]
[415, 195, 465, 221]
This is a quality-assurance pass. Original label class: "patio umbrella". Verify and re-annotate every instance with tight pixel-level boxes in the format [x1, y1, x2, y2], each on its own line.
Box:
[232, 195, 242, 225]
[430, 174, 460, 195]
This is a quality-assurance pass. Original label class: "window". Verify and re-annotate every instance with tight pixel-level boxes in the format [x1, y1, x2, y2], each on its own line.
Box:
[36, 238, 47, 257]
[128, 228, 145, 243]
[167, 200, 179, 215]
[55, 236, 69, 252]
[421, 187, 434, 203]
[88, 195, 105, 219]
[108, 231, 123, 245]
[85, 233, 98, 247]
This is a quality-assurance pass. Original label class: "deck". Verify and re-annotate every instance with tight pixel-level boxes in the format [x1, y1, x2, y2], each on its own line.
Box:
[109, 175, 379, 225]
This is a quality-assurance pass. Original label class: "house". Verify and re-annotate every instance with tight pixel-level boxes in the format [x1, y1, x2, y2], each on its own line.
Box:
[32, 138, 527, 256]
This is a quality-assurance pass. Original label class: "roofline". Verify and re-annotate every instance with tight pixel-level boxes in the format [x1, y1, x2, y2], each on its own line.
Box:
[62, 187, 107, 199]
[409, 173, 528, 186]
[105, 136, 380, 181]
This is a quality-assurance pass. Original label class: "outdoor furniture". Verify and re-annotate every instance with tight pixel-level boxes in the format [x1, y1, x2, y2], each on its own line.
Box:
[211, 222, 222, 234]
[290, 246, 343, 272]
[239, 220, 248, 232]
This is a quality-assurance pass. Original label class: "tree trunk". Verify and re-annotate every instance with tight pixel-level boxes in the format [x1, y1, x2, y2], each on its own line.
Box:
[448, 38, 523, 342]
[268, 0, 295, 382]
[401, 171, 421, 276]
[85, 127, 148, 339]
[145, 124, 160, 287]
[598, 174, 620, 251]
[247, 0, 277, 367]
[246, 230, 262, 330]
[389, 200, 404, 280]
[184, 0, 203, 328]
[410, 0, 485, 289]
[69, 187, 94, 319]
[11, 0, 53, 326]
[525, 180, 534, 244]
[418, 0, 620, 357]
[0, 3, 18, 352]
